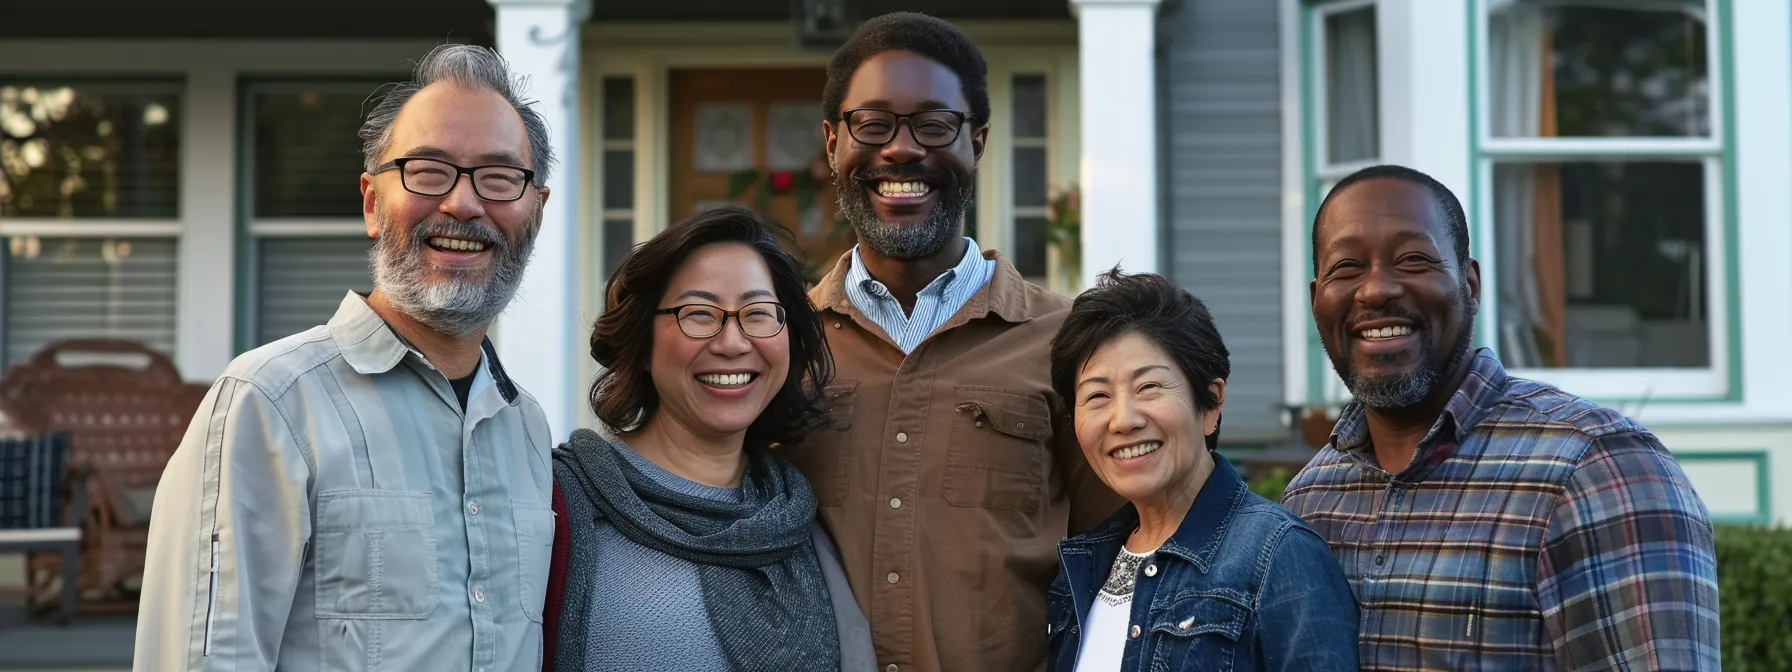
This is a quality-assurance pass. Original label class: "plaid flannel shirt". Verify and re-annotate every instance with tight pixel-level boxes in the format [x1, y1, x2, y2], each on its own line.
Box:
[1282, 349, 1720, 671]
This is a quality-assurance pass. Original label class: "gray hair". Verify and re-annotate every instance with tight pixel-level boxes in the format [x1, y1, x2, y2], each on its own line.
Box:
[360, 44, 556, 183]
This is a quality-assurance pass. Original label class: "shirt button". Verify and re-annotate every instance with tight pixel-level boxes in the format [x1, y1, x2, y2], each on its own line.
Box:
[473, 586, 486, 603]
[896, 432, 908, 443]
[886, 665, 899, 672]
[975, 420, 984, 428]
[1129, 624, 1141, 639]
[1015, 422, 1025, 430]
[1144, 564, 1157, 577]
[887, 572, 900, 584]
[889, 497, 902, 509]
[833, 322, 842, 329]
[467, 501, 480, 515]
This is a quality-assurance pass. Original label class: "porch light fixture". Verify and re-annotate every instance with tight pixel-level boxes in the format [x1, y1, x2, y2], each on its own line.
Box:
[792, 0, 857, 50]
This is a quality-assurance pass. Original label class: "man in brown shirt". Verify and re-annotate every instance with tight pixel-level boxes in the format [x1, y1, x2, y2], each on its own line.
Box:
[780, 12, 1123, 672]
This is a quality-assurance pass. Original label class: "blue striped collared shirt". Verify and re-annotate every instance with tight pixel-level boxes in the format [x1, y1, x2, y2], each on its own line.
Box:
[844, 238, 996, 354]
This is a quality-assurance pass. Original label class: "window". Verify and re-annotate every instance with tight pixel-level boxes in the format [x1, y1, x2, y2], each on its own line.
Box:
[1, 81, 183, 369]
[1010, 74, 1050, 280]
[1307, 1, 1381, 403]
[1481, 0, 1721, 379]
[598, 76, 636, 301]
[241, 82, 379, 349]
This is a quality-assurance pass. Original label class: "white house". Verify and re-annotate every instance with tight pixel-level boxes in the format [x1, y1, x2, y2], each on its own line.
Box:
[2, 0, 1787, 525]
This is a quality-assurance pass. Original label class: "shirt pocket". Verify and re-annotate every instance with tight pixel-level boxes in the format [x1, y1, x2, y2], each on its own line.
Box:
[313, 489, 439, 620]
[945, 387, 1052, 512]
[776, 380, 857, 507]
[513, 501, 555, 623]
[1148, 592, 1249, 672]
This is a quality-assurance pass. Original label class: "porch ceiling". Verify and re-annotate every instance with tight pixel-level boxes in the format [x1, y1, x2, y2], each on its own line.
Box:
[0, 0, 1068, 41]
[0, 0, 496, 42]
[591, 0, 1071, 21]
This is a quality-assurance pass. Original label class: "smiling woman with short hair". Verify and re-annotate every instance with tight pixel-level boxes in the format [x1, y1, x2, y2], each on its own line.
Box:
[1044, 268, 1359, 672]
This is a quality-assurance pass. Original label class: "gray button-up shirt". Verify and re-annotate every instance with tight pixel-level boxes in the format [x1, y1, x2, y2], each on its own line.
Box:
[135, 292, 555, 672]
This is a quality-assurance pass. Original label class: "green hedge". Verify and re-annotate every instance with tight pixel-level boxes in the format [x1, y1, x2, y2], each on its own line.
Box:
[1715, 523, 1792, 670]
[1244, 465, 1791, 668]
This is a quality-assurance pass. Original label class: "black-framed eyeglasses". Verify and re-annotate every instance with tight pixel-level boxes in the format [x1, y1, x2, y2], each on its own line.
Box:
[839, 108, 973, 148]
[371, 157, 537, 202]
[655, 302, 788, 339]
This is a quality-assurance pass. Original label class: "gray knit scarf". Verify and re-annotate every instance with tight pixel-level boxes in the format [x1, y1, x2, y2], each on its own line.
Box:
[552, 429, 840, 671]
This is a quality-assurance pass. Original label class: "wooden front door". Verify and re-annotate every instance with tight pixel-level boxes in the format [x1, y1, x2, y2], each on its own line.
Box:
[669, 68, 850, 283]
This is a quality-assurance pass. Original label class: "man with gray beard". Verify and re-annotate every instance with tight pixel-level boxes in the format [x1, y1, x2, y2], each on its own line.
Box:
[1282, 164, 1718, 670]
[782, 13, 1121, 672]
[136, 44, 558, 672]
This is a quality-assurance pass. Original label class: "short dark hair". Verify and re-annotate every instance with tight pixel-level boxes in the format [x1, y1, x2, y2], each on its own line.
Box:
[1311, 164, 1471, 275]
[1049, 267, 1231, 450]
[822, 12, 990, 125]
[589, 206, 834, 447]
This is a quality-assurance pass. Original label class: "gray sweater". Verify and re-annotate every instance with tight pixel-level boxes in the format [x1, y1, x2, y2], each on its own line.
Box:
[559, 439, 875, 671]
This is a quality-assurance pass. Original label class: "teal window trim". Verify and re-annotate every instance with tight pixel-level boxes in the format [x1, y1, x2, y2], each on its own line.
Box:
[1674, 449, 1772, 525]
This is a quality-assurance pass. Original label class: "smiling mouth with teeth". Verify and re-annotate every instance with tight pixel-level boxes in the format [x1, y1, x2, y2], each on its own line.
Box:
[427, 237, 489, 253]
[1109, 441, 1163, 460]
[1358, 325, 1413, 340]
[696, 373, 757, 389]
[875, 180, 932, 198]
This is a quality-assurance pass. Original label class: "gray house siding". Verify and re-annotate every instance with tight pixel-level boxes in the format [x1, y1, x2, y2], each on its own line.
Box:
[1158, 0, 1287, 442]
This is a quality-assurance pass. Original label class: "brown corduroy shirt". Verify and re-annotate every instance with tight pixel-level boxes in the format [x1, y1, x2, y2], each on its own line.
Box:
[783, 250, 1124, 672]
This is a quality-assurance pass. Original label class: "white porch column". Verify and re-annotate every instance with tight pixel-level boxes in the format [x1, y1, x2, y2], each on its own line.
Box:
[490, 0, 589, 439]
[1070, 0, 1161, 289]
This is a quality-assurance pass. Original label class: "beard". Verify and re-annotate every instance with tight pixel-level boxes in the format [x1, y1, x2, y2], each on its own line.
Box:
[1327, 281, 1477, 410]
[368, 199, 541, 338]
[833, 163, 973, 260]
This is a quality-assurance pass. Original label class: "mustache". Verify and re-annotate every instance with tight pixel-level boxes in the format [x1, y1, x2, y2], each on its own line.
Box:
[1348, 307, 1426, 332]
[408, 217, 508, 249]
[852, 164, 950, 186]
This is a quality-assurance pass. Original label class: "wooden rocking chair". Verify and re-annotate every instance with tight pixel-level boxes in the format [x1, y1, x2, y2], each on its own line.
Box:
[0, 339, 208, 613]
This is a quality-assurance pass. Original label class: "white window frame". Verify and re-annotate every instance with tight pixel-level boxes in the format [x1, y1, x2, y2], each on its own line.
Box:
[1307, 0, 1382, 406]
[1472, 0, 1732, 401]
[0, 39, 446, 381]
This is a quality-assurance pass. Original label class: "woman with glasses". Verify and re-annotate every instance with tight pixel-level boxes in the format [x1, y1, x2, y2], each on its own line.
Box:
[540, 206, 875, 671]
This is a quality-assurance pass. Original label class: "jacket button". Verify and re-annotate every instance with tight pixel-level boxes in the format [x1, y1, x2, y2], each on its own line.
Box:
[975, 421, 983, 428]
[1179, 617, 1196, 630]
[889, 497, 902, 509]
[1129, 624, 1141, 639]
[1144, 564, 1157, 577]
[887, 572, 900, 584]
[833, 322, 842, 329]
[896, 432, 908, 443]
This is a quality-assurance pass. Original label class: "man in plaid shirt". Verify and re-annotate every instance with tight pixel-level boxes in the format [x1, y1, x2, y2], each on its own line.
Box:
[1283, 164, 1720, 671]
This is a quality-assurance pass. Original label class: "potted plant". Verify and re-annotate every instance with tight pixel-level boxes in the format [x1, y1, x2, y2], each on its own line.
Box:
[1044, 183, 1081, 294]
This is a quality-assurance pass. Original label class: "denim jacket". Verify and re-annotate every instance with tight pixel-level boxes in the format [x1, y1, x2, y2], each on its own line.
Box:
[1046, 453, 1359, 671]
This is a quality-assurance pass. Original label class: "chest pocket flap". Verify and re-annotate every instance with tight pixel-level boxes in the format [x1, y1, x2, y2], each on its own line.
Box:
[1151, 591, 1250, 641]
[946, 387, 1053, 512]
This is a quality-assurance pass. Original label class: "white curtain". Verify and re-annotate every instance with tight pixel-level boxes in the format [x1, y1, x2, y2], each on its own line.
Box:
[1325, 8, 1378, 164]
[1490, 3, 1549, 368]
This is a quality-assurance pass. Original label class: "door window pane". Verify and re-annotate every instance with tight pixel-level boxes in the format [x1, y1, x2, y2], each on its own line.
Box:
[0, 83, 181, 218]
[1489, 1, 1709, 138]
[3, 236, 178, 368]
[1493, 161, 1707, 369]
